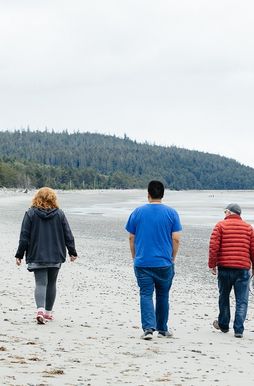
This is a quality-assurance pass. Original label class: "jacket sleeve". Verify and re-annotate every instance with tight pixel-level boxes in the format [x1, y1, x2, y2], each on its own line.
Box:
[61, 213, 78, 256]
[15, 212, 32, 259]
[250, 227, 254, 267]
[208, 223, 222, 268]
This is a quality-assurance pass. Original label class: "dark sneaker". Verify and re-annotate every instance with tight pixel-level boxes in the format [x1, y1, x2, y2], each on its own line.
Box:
[141, 329, 153, 340]
[158, 329, 173, 338]
[234, 333, 243, 338]
[213, 320, 229, 333]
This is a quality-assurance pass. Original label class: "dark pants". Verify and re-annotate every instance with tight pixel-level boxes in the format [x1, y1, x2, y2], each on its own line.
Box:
[134, 266, 175, 332]
[34, 268, 60, 311]
[218, 267, 250, 334]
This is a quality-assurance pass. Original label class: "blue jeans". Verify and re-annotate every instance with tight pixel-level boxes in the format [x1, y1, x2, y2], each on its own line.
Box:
[134, 265, 175, 332]
[217, 267, 250, 334]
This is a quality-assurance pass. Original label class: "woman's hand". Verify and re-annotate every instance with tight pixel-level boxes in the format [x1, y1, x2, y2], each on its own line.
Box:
[16, 258, 22, 266]
[70, 255, 78, 262]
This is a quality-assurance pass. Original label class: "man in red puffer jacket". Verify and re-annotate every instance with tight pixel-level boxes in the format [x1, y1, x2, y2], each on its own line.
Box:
[208, 203, 254, 338]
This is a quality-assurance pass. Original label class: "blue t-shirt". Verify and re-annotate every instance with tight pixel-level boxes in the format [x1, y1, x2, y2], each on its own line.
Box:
[125, 203, 182, 267]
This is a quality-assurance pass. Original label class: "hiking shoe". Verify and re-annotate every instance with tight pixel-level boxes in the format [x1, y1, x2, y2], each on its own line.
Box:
[44, 313, 54, 321]
[140, 329, 153, 340]
[234, 333, 243, 338]
[158, 329, 174, 338]
[213, 320, 229, 333]
[36, 311, 46, 324]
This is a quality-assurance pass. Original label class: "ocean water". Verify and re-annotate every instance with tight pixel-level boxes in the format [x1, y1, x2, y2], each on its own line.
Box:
[62, 189, 254, 227]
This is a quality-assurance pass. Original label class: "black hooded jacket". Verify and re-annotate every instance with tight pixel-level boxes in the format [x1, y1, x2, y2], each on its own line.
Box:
[15, 207, 77, 264]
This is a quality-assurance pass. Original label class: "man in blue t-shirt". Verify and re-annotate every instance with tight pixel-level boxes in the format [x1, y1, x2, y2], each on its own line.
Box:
[125, 180, 182, 340]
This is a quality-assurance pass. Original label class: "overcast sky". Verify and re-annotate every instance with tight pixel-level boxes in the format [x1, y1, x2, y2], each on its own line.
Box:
[0, 1, 254, 167]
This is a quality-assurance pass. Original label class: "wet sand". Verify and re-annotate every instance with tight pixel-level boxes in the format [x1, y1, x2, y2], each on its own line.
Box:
[1, 189, 254, 385]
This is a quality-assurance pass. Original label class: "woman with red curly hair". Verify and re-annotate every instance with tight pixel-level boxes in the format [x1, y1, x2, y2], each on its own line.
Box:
[15, 187, 78, 324]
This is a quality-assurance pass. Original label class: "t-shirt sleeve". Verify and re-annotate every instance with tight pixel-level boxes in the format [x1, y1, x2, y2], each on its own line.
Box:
[172, 210, 182, 232]
[125, 211, 136, 234]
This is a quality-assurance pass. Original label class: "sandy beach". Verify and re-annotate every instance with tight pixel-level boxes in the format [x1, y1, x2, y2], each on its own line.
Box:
[1, 189, 254, 386]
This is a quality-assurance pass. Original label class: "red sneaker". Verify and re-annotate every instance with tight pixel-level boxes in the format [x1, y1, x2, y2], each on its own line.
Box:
[36, 310, 46, 324]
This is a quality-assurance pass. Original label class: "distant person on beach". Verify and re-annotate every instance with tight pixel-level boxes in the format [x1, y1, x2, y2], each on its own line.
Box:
[209, 203, 254, 338]
[15, 187, 78, 324]
[125, 180, 182, 340]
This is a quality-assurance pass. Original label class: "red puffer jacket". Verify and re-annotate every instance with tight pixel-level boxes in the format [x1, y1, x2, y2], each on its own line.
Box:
[209, 214, 254, 269]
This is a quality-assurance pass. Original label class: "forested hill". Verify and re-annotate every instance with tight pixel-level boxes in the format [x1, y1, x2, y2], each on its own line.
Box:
[0, 129, 254, 190]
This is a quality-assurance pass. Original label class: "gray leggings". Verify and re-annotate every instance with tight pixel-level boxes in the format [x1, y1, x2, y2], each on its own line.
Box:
[34, 268, 60, 311]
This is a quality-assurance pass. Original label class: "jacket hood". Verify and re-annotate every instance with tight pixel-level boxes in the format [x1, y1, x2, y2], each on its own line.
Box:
[33, 207, 59, 220]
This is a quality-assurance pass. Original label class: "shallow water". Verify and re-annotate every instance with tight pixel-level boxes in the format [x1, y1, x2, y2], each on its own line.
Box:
[62, 189, 254, 226]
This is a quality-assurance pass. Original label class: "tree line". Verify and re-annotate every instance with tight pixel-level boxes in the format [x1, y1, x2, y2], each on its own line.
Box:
[0, 129, 254, 190]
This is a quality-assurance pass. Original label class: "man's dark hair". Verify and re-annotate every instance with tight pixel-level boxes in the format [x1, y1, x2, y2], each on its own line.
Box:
[148, 180, 164, 199]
